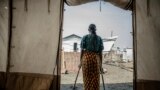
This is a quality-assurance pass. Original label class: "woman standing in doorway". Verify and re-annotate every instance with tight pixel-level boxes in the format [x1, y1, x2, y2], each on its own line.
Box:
[80, 24, 104, 90]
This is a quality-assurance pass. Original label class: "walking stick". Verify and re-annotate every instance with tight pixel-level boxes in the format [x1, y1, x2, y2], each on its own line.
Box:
[73, 65, 81, 90]
[99, 52, 106, 90]
[73, 50, 83, 90]
[100, 66, 105, 90]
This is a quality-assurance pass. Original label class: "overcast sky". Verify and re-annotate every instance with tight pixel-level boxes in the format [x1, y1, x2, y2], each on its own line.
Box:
[63, 2, 132, 49]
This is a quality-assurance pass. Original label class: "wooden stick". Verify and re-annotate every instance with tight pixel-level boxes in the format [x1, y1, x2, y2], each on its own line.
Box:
[73, 65, 81, 90]
[100, 66, 106, 90]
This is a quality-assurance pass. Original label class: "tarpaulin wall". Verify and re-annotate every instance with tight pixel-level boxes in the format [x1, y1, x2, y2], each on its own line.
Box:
[0, 0, 64, 90]
[0, 0, 9, 89]
[135, 0, 160, 89]
[65, 0, 132, 10]
[0, 0, 8, 72]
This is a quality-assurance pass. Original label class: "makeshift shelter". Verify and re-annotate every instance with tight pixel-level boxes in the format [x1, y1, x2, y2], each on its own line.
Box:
[0, 0, 64, 89]
[135, 0, 160, 89]
[0, 0, 160, 90]
[103, 36, 118, 52]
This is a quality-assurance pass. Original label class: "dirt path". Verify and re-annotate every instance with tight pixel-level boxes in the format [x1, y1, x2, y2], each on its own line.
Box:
[61, 63, 133, 90]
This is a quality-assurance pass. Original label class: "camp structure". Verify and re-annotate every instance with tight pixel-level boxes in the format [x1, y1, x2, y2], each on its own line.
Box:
[0, 0, 160, 90]
[103, 36, 118, 52]
[62, 34, 82, 52]
[0, 0, 63, 90]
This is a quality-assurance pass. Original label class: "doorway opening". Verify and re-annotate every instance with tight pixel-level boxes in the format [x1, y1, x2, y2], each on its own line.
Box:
[61, 1, 134, 90]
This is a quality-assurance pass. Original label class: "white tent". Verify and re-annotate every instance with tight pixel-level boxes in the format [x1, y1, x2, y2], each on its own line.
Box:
[103, 36, 118, 52]
[0, 0, 63, 89]
[0, 0, 160, 90]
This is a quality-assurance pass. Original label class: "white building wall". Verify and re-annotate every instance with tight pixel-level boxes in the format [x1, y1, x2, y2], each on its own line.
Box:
[62, 38, 81, 52]
[126, 49, 133, 61]
[103, 41, 115, 52]
[122, 48, 133, 62]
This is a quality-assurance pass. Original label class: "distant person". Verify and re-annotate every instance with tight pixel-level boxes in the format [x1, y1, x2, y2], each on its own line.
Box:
[80, 24, 104, 90]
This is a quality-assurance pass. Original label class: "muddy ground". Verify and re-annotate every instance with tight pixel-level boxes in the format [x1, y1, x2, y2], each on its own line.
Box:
[61, 62, 133, 90]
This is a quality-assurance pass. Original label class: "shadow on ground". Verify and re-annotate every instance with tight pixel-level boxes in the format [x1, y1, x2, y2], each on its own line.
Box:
[61, 82, 133, 90]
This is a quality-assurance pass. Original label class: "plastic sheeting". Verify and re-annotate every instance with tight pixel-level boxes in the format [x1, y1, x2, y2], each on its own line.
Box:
[136, 0, 160, 80]
[0, 0, 63, 89]
[65, 0, 131, 10]
[9, 0, 62, 75]
[0, 0, 9, 72]
[103, 36, 118, 52]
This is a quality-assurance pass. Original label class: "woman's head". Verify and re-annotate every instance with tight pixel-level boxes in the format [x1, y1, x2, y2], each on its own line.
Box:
[88, 24, 96, 35]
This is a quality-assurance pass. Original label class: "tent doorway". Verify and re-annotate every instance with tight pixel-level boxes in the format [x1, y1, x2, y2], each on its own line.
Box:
[60, 1, 134, 90]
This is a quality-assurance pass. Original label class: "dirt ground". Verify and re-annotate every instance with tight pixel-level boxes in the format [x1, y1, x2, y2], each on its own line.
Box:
[61, 62, 133, 90]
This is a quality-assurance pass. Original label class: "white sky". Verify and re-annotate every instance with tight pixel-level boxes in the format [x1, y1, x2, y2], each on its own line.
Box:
[63, 2, 132, 49]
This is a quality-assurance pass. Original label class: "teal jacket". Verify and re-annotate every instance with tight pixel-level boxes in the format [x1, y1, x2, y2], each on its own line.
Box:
[80, 34, 104, 53]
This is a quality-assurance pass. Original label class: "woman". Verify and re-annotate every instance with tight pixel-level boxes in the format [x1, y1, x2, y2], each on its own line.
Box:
[80, 24, 104, 90]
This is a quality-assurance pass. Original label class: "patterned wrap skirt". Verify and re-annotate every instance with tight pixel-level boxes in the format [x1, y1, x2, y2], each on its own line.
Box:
[82, 51, 100, 90]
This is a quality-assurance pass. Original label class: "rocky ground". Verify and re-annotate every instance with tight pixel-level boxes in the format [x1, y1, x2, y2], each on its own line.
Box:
[61, 62, 133, 90]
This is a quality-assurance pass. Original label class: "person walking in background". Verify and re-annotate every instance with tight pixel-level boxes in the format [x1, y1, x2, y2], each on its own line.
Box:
[80, 24, 104, 90]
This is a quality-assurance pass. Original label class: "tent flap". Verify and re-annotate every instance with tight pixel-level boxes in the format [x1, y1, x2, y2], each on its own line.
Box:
[65, 0, 132, 10]
[0, 0, 63, 89]
[9, 0, 61, 74]
[0, 0, 9, 72]
[136, 0, 160, 81]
